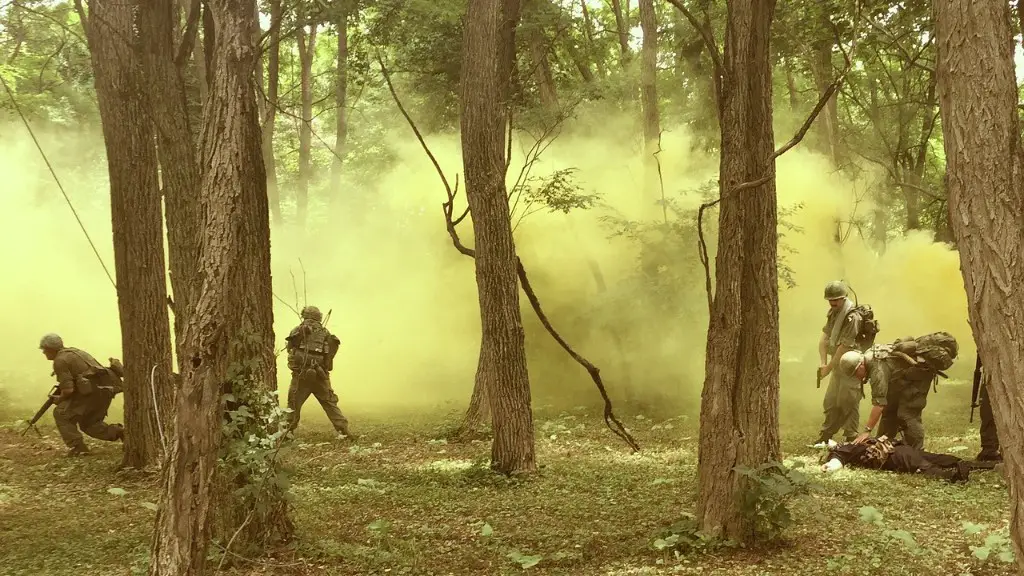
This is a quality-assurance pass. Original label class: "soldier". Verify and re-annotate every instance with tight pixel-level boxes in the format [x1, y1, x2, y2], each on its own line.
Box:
[814, 281, 870, 444]
[817, 350, 888, 446]
[821, 435, 972, 483]
[974, 355, 1002, 462]
[285, 306, 353, 439]
[38, 333, 124, 456]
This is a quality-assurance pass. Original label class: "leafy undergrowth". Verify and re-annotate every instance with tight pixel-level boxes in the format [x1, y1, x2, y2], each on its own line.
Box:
[0, 405, 1014, 576]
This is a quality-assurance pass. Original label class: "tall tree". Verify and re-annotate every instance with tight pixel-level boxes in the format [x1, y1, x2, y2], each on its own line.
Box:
[638, 0, 660, 147]
[136, 0, 203, 367]
[263, 0, 283, 225]
[331, 0, 350, 193]
[460, 0, 536, 474]
[81, 0, 174, 468]
[148, 0, 287, 570]
[934, 0, 1024, 568]
[296, 17, 318, 227]
[693, 0, 780, 540]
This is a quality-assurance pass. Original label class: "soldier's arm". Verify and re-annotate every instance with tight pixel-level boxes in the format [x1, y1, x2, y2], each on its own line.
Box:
[818, 330, 828, 366]
[827, 315, 861, 371]
[52, 356, 76, 402]
[863, 366, 889, 432]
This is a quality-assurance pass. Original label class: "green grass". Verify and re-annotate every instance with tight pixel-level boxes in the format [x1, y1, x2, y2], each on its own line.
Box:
[0, 388, 1015, 576]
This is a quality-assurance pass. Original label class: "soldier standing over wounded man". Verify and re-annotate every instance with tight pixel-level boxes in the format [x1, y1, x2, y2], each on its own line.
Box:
[285, 306, 355, 439]
[38, 333, 124, 456]
[815, 281, 870, 444]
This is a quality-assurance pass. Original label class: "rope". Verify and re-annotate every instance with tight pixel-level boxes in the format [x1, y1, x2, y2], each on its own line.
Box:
[0, 72, 117, 289]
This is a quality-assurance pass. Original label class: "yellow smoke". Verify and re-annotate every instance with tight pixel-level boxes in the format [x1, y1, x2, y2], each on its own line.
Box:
[0, 109, 975, 431]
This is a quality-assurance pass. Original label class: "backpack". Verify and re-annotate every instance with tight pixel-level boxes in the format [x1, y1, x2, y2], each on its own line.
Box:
[890, 331, 959, 382]
[850, 305, 880, 350]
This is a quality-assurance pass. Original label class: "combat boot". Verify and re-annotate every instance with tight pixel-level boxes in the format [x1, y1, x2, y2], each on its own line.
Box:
[976, 450, 1002, 462]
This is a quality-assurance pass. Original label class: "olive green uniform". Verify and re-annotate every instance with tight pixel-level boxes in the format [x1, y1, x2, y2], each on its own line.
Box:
[285, 315, 350, 435]
[819, 349, 889, 442]
[816, 299, 863, 443]
[51, 347, 123, 454]
[878, 375, 930, 450]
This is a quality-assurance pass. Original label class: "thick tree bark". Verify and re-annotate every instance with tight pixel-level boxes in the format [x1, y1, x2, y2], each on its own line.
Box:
[85, 0, 174, 469]
[148, 0, 286, 571]
[526, 26, 558, 110]
[331, 4, 349, 193]
[263, 0, 282, 225]
[935, 0, 1024, 569]
[638, 0, 660, 147]
[461, 0, 536, 475]
[137, 0, 203, 369]
[697, 0, 779, 542]
[810, 35, 839, 165]
[296, 22, 318, 228]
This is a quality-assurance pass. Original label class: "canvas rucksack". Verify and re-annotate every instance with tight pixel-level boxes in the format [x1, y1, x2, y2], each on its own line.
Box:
[850, 305, 880, 350]
[889, 331, 959, 382]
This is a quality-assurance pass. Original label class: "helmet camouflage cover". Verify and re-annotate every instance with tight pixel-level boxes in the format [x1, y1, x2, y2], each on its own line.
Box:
[300, 306, 322, 322]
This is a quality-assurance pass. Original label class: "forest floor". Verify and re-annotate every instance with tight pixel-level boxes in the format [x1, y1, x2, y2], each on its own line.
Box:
[0, 394, 1015, 576]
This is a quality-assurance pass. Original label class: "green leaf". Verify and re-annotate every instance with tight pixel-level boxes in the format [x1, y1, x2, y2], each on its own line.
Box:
[971, 546, 991, 561]
[858, 506, 883, 524]
[962, 522, 987, 535]
[141, 502, 159, 512]
[107, 487, 128, 497]
[480, 523, 493, 537]
[997, 550, 1015, 563]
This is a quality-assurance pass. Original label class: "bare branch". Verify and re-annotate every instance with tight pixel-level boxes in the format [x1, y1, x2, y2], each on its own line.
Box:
[377, 50, 637, 452]
[696, 12, 862, 312]
[664, 0, 722, 77]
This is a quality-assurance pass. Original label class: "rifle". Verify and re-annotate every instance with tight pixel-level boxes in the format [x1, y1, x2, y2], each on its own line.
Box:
[970, 353, 982, 423]
[21, 385, 58, 436]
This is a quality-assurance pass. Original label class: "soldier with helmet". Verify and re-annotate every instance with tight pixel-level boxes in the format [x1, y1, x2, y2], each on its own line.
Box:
[285, 306, 353, 439]
[38, 333, 124, 456]
[815, 280, 871, 444]
[817, 349, 889, 446]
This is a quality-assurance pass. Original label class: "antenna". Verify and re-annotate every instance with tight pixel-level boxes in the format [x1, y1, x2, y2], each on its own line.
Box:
[843, 279, 859, 307]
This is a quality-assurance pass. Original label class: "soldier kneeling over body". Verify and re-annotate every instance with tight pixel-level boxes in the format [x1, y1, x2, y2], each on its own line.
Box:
[39, 333, 124, 456]
[285, 306, 354, 440]
[821, 436, 972, 483]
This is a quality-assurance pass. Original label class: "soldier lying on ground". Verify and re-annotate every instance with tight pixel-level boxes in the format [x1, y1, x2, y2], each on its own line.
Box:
[38, 333, 124, 456]
[820, 435, 973, 483]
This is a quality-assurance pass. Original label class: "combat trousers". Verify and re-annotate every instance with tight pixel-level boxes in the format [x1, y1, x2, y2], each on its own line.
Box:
[287, 367, 350, 435]
[53, 390, 123, 452]
[817, 371, 860, 443]
[978, 381, 1001, 459]
[879, 382, 928, 450]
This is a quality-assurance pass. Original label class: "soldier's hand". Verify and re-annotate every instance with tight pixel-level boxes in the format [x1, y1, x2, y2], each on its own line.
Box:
[853, 432, 870, 444]
[819, 364, 831, 377]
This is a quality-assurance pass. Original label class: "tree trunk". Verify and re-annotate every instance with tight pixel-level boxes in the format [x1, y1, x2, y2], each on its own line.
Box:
[460, 0, 536, 475]
[697, 0, 779, 542]
[810, 35, 839, 164]
[610, 0, 631, 68]
[638, 0, 660, 147]
[525, 25, 558, 110]
[84, 0, 174, 469]
[454, 344, 492, 440]
[579, 0, 604, 77]
[148, 0, 288, 571]
[331, 4, 349, 193]
[263, 0, 282, 226]
[935, 0, 1024, 569]
[783, 57, 799, 111]
[296, 22, 317, 228]
[137, 0, 203, 370]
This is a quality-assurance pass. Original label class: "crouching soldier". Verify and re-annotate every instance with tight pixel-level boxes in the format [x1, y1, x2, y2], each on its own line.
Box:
[816, 349, 889, 446]
[39, 333, 124, 456]
[285, 306, 354, 439]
